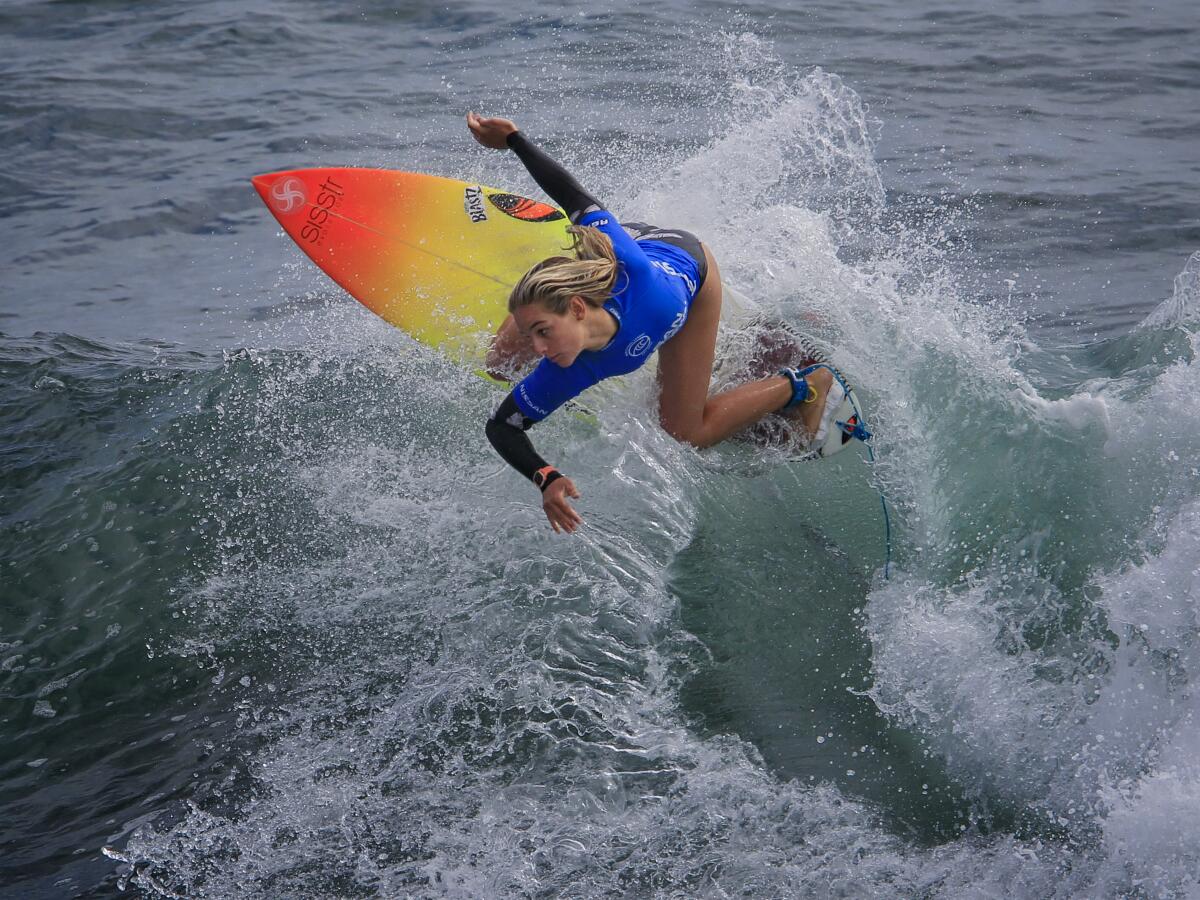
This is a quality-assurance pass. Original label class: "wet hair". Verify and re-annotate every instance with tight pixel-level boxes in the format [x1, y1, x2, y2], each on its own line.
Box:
[507, 226, 619, 314]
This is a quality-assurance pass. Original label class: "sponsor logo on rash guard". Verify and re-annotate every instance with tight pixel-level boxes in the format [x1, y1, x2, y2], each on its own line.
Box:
[518, 383, 548, 418]
[491, 397, 532, 430]
[464, 186, 487, 223]
[625, 334, 653, 358]
[651, 259, 697, 297]
[663, 309, 687, 343]
[588, 217, 611, 228]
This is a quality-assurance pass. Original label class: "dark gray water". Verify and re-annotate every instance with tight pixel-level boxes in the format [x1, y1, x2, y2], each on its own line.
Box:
[3, 1, 1200, 897]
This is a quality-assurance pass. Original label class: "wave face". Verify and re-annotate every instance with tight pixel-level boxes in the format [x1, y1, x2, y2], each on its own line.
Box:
[2, 3, 1200, 898]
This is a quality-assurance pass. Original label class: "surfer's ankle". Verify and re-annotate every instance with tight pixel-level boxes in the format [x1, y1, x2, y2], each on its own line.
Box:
[779, 367, 814, 412]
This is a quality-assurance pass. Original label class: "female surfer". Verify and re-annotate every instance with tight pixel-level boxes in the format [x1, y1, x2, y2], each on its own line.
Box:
[469, 112, 842, 534]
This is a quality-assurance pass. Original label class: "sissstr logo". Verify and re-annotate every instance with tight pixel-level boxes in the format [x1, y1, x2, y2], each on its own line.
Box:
[298, 175, 345, 245]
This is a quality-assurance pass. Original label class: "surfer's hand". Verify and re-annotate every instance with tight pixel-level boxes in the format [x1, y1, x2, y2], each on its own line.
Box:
[542, 476, 582, 534]
[467, 112, 518, 150]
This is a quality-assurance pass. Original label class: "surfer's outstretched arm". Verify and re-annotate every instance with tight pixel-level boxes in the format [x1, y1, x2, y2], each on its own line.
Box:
[486, 393, 582, 533]
[467, 113, 601, 222]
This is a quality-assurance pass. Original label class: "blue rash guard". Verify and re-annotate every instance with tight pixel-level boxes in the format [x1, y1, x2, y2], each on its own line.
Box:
[512, 210, 704, 422]
[484, 130, 710, 488]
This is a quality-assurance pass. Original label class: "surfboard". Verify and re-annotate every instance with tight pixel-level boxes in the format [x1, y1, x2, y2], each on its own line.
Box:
[251, 167, 868, 459]
[251, 167, 572, 366]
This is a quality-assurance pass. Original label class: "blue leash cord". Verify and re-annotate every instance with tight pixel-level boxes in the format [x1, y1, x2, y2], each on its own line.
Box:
[803, 364, 893, 580]
[863, 437, 893, 581]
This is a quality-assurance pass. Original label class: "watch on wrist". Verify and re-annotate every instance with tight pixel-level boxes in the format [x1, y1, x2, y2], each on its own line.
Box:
[533, 465, 563, 492]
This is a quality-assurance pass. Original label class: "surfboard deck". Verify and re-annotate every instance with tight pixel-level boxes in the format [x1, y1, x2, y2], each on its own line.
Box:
[251, 167, 868, 459]
[251, 167, 573, 365]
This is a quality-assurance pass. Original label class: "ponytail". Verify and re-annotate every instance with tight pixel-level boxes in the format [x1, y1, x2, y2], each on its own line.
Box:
[508, 225, 620, 314]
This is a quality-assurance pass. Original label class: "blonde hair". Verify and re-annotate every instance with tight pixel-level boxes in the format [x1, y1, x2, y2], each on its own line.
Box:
[507, 226, 619, 314]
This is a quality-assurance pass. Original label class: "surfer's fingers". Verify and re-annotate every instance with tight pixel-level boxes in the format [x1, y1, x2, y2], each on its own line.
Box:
[466, 114, 517, 148]
[559, 499, 583, 531]
[546, 508, 569, 534]
[466, 112, 494, 145]
[544, 490, 582, 533]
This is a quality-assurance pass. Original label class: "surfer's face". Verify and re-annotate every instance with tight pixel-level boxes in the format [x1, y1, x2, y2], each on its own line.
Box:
[514, 299, 586, 367]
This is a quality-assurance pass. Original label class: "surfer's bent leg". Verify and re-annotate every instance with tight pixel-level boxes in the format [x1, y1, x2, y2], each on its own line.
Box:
[657, 245, 821, 448]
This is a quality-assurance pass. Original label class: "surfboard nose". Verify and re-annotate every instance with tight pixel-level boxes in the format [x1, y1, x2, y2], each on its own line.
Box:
[251, 172, 284, 207]
[251, 171, 311, 218]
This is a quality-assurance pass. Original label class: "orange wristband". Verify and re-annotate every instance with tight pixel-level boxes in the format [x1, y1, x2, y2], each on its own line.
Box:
[532, 466, 563, 492]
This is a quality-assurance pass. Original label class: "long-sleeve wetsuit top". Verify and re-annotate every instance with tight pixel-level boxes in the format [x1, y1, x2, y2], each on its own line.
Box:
[485, 132, 705, 484]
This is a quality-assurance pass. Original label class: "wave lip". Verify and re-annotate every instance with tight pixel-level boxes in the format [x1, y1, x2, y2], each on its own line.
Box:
[1140, 251, 1200, 330]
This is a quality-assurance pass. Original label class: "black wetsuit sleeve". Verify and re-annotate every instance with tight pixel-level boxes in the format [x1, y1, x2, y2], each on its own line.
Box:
[506, 131, 602, 223]
[486, 392, 551, 482]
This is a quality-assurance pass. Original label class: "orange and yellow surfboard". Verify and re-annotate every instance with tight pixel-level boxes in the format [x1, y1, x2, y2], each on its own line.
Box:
[251, 168, 572, 364]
